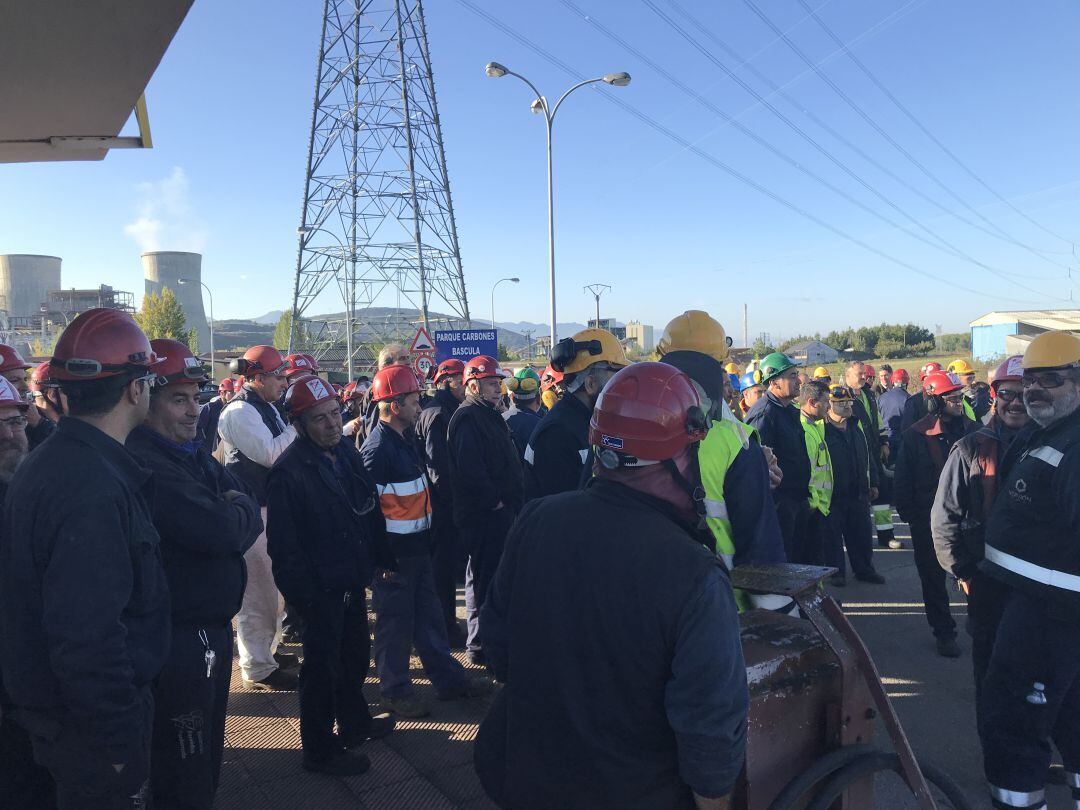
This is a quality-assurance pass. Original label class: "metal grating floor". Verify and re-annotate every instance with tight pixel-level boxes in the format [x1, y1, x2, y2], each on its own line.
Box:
[216, 592, 497, 809]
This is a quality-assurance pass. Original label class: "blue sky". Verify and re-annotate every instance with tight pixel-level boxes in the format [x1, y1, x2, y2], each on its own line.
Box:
[3, 0, 1079, 341]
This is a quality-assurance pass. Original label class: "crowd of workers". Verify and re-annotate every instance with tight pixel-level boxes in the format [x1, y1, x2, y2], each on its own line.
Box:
[0, 305, 1077, 809]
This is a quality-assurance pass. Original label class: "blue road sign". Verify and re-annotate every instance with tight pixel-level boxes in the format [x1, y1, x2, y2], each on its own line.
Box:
[434, 329, 498, 364]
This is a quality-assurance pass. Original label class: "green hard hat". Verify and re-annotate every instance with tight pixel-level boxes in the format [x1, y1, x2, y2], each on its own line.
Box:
[508, 366, 542, 397]
[758, 352, 799, 384]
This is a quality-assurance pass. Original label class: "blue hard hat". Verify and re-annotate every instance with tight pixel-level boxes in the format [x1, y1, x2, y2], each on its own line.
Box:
[740, 371, 760, 390]
[728, 372, 742, 392]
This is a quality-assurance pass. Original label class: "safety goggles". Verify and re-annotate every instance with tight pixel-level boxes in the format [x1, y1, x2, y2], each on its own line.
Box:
[506, 375, 539, 394]
[995, 388, 1023, 403]
[941, 393, 965, 404]
[550, 338, 603, 372]
[1022, 370, 1076, 389]
[828, 385, 855, 401]
[52, 357, 160, 378]
[156, 358, 209, 387]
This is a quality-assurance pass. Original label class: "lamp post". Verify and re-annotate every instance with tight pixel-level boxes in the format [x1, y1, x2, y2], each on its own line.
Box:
[177, 277, 214, 381]
[485, 62, 630, 351]
[491, 276, 519, 330]
[297, 224, 355, 379]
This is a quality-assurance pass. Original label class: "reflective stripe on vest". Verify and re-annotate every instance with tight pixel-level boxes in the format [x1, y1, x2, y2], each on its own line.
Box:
[1029, 445, 1065, 467]
[704, 498, 729, 521]
[989, 784, 1045, 808]
[985, 545, 1080, 593]
[699, 419, 754, 611]
[377, 475, 432, 534]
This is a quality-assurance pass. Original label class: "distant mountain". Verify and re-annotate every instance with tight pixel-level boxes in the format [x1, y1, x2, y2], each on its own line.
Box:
[250, 310, 284, 325]
[496, 321, 589, 336]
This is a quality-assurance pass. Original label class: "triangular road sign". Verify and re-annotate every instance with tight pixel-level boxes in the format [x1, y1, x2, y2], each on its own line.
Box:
[410, 327, 435, 353]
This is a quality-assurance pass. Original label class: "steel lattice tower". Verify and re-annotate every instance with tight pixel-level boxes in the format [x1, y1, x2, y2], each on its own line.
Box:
[290, 0, 469, 375]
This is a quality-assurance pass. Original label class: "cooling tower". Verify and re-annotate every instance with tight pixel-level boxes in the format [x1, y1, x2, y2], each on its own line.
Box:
[142, 251, 210, 356]
[0, 254, 62, 322]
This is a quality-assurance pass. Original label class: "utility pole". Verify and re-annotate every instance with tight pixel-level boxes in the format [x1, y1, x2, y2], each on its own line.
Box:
[584, 283, 611, 329]
[742, 302, 748, 348]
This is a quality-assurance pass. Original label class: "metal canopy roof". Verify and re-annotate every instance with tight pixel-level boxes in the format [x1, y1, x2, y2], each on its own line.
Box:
[970, 309, 1080, 330]
[0, 0, 193, 163]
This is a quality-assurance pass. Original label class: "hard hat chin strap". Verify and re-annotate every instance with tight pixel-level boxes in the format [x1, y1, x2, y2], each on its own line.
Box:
[663, 450, 706, 519]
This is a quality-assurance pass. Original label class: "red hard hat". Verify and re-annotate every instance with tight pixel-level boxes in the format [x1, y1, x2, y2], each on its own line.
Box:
[589, 361, 708, 463]
[990, 355, 1024, 391]
[149, 339, 208, 387]
[29, 361, 54, 393]
[371, 365, 421, 402]
[863, 364, 875, 377]
[919, 361, 943, 381]
[0, 377, 28, 411]
[463, 355, 506, 383]
[890, 368, 910, 385]
[0, 344, 31, 375]
[434, 358, 465, 384]
[284, 373, 338, 419]
[50, 308, 162, 382]
[540, 364, 564, 391]
[219, 378, 236, 392]
[923, 370, 963, 396]
[231, 345, 286, 377]
[284, 353, 320, 378]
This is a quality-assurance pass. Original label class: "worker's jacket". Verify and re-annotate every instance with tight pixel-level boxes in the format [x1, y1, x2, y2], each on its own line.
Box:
[504, 403, 542, 460]
[447, 395, 523, 528]
[877, 387, 910, 450]
[524, 393, 591, 500]
[127, 425, 263, 626]
[857, 385, 881, 437]
[218, 386, 296, 505]
[900, 392, 930, 435]
[699, 417, 789, 612]
[824, 417, 876, 501]
[0, 417, 170, 782]
[801, 414, 833, 516]
[414, 387, 459, 509]
[930, 417, 1029, 581]
[745, 392, 811, 500]
[197, 396, 227, 454]
[894, 413, 975, 524]
[981, 407, 1080, 609]
[26, 412, 54, 451]
[361, 421, 432, 559]
[475, 477, 748, 808]
[265, 435, 395, 604]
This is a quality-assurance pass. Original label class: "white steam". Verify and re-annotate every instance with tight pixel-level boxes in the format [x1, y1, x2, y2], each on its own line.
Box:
[123, 167, 208, 252]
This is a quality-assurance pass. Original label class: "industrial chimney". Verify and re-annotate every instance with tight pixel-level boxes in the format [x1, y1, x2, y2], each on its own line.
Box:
[141, 251, 210, 355]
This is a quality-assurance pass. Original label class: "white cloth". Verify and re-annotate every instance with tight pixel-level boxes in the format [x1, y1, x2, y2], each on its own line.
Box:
[217, 397, 296, 468]
[236, 508, 284, 682]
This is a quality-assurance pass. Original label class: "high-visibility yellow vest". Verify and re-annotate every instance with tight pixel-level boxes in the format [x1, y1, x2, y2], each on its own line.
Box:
[963, 399, 976, 422]
[801, 413, 833, 516]
[700, 418, 755, 612]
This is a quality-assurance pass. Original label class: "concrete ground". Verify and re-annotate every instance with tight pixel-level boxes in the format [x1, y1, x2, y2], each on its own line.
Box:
[215, 518, 1072, 808]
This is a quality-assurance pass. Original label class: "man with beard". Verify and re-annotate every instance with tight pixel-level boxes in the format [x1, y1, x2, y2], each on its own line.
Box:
[414, 359, 467, 646]
[895, 371, 977, 658]
[266, 375, 396, 776]
[525, 328, 627, 499]
[126, 340, 263, 809]
[976, 332, 1080, 810]
[932, 355, 1030, 710]
[0, 345, 55, 450]
[29, 361, 65, 426]
[0, 309, 170, 809]
[447, 356, 523, 666]
[0, 377, 55, 808]
[474, 362, 747, 809]
[218, 345, 298, 690]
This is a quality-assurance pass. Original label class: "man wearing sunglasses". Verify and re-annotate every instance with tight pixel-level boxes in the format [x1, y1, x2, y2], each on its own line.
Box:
[976, 331, 1080, 810]
[525, 328, 627, 500]
[218, 345, 299, 691]
[931, 355, 1029, 713]
[0, 308, 170, 809]
[0, 343, 56, 450]
[894, 370, 977, 658]
[126, 339, 263, 809]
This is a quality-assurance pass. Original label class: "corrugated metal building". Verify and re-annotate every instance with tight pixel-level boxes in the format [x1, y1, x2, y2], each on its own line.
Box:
[969, 310, 1080, 361]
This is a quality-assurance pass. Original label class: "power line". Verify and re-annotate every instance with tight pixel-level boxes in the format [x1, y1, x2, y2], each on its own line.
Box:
[630, 0, 1070, 299]
[795, 0, 1078, 249]
[452, 0, 1055, 305]
[659, 0, 1067, 278]
[738, 0, 1075, 267]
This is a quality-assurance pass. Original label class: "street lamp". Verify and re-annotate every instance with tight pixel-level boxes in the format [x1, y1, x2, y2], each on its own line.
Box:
[491, 277, 520, 329]
[485, 62, 630, 351]
[177, 277, 214, 381]
[297, 224, 356, 379]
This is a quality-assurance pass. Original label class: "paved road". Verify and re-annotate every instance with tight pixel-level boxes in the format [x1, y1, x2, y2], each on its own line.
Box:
[215, 518, 1073, 808]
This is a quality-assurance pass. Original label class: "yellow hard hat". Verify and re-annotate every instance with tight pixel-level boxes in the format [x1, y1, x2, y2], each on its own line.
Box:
[948, 359, 974, 375]
[656, 310, 730, 362]
[812, 366, 831, 380]
[1023, 330, 1080, 371]
[724, 362, 739, 374]
[551, 328, 628, 375]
